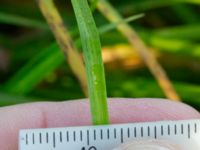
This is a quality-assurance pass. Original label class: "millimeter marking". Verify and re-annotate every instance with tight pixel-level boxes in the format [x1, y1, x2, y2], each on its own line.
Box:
[19, 119, 200, 150]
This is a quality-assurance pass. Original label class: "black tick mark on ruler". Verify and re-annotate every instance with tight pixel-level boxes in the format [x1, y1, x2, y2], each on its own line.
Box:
[39, 133, 42, 144]
[66, 131, 69, 142]
[161, 125, 163, 136]
[107, 129, 110, 139]
[26, 134, 28, 145]
[127, 127, 130, 138]
[114, 128, 117, 139]
[46, 132, 49, 143]
[141, 127, 143, 137]
[53, 132, 56, 148]
[87, 130, 90, 145]
[154, 126, 157, 139]
[73, 131, 76, 142]
[134, 127, 137, 137]
[120, 128, 123, 143]
[147, 126, 150, 137]
[188, 124, 190, 139]
[94, 129, 96, 140]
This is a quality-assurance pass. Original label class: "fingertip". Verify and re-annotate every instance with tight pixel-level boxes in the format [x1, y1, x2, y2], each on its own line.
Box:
[0, 98, 199, 150]
[108, 98, 200, 123]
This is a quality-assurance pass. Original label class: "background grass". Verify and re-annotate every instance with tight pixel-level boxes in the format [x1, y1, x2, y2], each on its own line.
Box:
[0, 0, 200, 111]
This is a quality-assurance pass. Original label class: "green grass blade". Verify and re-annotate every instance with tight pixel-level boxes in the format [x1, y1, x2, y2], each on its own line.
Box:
[153, 24, 200, 40]
[71, 0, 109, 125]
[37, 0, 88, 95]
[95, 0, 180, 101]
[99, 13, 144, 34]
[117, 0, 200, 15]
[106, 76, 200, 110]
[4, 43, 64, 94]
[184, 0, 200, 5]
[0, 92, 39, 106]
[171, 4, 199, 24]
[4, 16, 143, 96]
[0, 12, 48, 29]
[118, 0, 184, 13]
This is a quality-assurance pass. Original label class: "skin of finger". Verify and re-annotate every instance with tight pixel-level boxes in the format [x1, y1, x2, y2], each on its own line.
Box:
[0, 98, 199, 150]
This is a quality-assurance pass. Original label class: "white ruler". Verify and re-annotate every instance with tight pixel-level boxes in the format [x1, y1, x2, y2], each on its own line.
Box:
[19, 119, 200, 150]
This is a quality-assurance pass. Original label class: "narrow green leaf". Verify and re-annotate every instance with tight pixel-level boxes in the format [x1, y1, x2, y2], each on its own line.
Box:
[0, 92, 39, 106]
[4, 15, 142, 95]
[153, 24, 200, 40]
[99, 13, 144, 34]
[4, 43, 64, 94]
[171, 4, 199, 24]
[71, 0, 109, 125]
[0, 12, 48, 29]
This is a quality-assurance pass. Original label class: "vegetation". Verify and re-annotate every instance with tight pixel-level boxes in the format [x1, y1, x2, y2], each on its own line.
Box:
[0, 0, 200, 123]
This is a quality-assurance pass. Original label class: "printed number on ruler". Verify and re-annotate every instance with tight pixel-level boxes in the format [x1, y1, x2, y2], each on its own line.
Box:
[19, 119, 200, 150]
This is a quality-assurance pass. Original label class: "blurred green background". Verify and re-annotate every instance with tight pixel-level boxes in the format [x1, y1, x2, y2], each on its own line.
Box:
[0, 0, 200, 110]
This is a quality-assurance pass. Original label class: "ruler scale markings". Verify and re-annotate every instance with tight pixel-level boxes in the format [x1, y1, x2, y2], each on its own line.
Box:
[53, 132, 56, 148]
[188, 124, 191, 139]
[134, 127, 137, 138]
[60, 131, 62, 142]
[194, 123, 197, 133]
[100, 129, 103, 140]
[73, 131, 76, 142]
[127, 127, 130, 138]
[87, 130, 90, 145]
[168, 125, 170, 135]
[32, 133, 35, 144]
[39, 133, 42, 144]
[161, 125, 164, 136]
[19, 120, 200, 150]
[181, 124, 184, 134]
[114, 128, 117, 139]
[147, 126, 150, 137]
[107, 128, 110, 139]
[174, 124, 177, 135]
[94, 129, 96, 140]
[154, 126, 157, 139]
[46, 132, 49, 143]
[120, 128, 123, 143]
[26, 134, 28, 145]
[66, 131, 69, 142]
[141, 127, 143, 137]
[80, 130, 83, 141]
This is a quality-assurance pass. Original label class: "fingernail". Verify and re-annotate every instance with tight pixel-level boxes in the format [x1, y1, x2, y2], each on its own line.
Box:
[113, 140, 180, 150]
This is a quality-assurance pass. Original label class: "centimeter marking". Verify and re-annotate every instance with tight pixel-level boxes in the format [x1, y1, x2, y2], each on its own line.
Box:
[19, 120, 200, 150]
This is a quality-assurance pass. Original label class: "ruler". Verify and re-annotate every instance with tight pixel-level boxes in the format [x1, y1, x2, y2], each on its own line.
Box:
[19, 119, 200, 150]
